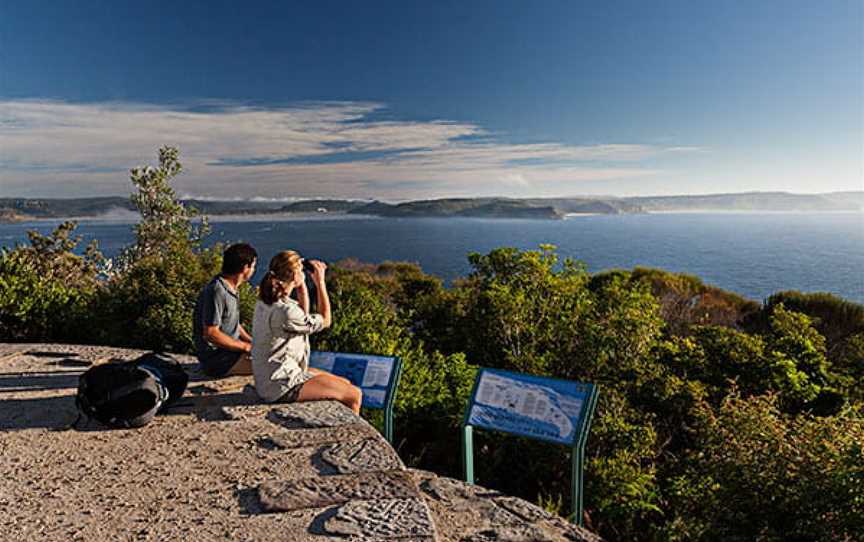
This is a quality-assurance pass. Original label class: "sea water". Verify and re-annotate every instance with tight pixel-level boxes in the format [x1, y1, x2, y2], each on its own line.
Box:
[2, 212, 862, 303]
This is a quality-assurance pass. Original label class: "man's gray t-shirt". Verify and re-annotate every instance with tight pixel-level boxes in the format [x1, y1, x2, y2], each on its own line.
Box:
[193, 276, 240, 366]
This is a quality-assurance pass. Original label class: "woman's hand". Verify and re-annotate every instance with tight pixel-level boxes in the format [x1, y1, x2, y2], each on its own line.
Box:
[308, 260, 327, 285]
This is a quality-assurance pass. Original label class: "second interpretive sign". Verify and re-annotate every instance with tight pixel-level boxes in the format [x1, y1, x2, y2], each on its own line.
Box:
[465, 368, 593, 446]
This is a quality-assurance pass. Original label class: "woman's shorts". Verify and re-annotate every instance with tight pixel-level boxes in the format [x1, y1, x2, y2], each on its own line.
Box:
[278, 371, 316, 403]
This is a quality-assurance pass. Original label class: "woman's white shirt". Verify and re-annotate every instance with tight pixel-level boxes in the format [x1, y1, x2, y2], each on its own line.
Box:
[251, 297, 325, 402]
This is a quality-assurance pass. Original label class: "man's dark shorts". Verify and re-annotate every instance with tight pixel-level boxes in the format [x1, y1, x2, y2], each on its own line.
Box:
[198, 350, 242, 378]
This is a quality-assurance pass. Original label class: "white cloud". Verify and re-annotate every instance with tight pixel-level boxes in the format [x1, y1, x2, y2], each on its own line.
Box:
[0, 99, 695, 198]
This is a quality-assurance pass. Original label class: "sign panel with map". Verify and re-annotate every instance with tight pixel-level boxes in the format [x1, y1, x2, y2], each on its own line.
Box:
[465, 368, 594, 446]
[309, 351, 398, 409]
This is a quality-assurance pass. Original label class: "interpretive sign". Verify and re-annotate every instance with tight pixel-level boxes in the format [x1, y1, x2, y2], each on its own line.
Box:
[309, 351, 402, 442]
[462, 368, 598, 525]
[466, 369, 593, 446]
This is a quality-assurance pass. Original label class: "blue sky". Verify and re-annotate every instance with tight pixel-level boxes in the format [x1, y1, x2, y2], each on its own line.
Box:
[1, 0, 861, 199]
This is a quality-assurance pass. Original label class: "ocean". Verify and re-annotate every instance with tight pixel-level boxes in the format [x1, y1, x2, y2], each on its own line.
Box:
[2, 212, 862, 304]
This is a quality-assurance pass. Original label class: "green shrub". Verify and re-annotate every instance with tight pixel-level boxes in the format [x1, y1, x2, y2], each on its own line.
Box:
[586, 388, 662, 537]
[93, 242, 221, 352]
[0, 221, 104, 342]
[629, 266, 759, 333]
[663, 393, 864, 541]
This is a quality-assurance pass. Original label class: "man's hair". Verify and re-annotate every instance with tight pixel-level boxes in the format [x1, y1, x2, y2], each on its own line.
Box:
[222, 243, 257, 275]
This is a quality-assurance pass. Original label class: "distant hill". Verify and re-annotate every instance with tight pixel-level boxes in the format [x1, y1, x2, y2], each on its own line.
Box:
[0, 197, 135, 218]
[621, 192, 864, 212]
[1, 191, 860, 223]
[820, 191, 864, 209]
[280, 199, 367, 213]
[348, 198, 563, 219]
[525, 197, 643, 214]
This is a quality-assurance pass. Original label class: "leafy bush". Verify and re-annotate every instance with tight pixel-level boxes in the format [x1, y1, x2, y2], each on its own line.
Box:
[663, 393, 864, 541]
[310, 245, 863, 540]
[0, 221, 104, 341]
[93, 241, 221, 352]
[751, 291, 864, 401]
[628, 266, 759, 333]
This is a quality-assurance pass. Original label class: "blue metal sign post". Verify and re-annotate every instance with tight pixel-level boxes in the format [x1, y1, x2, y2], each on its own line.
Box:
[309, 351, 403, 443]
[461, 368, 599, 525]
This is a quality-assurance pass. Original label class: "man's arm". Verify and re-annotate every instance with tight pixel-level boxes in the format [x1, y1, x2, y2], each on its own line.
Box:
[238, 323, 252, 343]
[204, 325, 252, 353]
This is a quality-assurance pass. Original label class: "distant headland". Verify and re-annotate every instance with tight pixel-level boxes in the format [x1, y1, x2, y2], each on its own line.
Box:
[1, 191, 861, 223]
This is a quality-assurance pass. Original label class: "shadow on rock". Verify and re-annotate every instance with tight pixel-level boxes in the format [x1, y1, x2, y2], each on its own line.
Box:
[307, 506, 341, 536]
[0, 394, 80, 431]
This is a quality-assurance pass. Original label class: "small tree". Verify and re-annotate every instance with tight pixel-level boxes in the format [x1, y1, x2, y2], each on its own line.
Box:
[97, 146, 220, 352]
[119, 146, 209, 267]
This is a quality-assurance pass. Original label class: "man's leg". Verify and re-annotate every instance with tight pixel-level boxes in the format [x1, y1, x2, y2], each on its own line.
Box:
[227, 353, 252, 376]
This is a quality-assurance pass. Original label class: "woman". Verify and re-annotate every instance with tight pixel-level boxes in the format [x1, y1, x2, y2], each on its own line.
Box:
[251, 250, 362, 413]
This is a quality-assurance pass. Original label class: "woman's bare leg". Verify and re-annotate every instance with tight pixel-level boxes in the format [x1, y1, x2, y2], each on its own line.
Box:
[307, 367, 353, 387]
[296, 373, 363, 414]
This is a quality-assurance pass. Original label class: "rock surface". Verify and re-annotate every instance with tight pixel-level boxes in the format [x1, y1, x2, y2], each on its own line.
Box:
[0, 343, 601, 541]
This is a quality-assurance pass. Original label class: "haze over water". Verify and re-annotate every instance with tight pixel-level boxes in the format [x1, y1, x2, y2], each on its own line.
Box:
[3, 212, 862, 304]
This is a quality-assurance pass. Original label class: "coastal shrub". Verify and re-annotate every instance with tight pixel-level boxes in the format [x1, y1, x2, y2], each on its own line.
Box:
[321, 247, 670, 537]
[632, 267, 759, 332]
[762, 290, 864, 354]
[650, 302, 839, 415]
[93, 242, 221, 352]
[0, 221, 104, 341]
[442, 245, 594, 373]
[319, 246, 864, 541]
[751, 291, 864, 400]
[662, 393, 864, 541]
[589, 267, 759, 335]
[585, 388, 662, 537]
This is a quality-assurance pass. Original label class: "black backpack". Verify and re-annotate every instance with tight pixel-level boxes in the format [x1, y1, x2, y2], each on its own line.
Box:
[76, 352, 189, 428]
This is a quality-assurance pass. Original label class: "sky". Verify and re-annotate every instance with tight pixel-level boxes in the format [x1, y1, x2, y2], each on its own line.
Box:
[0, 0, 862, 200]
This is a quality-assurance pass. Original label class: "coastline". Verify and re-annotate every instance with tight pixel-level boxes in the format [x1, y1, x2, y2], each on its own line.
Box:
[4, 208, 863, 226]
[645, 209, 863, 215]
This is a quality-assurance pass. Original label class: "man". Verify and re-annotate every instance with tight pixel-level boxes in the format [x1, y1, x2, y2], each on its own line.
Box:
[193, 243, 257, 377]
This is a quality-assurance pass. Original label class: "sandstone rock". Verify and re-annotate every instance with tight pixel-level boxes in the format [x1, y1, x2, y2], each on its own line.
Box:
[258, 470, 418, 512]
[321, 437, 404, 474]
[323, 497, 437, 539]
[1, 344, 602, 541]
[267, 401, 358, 429]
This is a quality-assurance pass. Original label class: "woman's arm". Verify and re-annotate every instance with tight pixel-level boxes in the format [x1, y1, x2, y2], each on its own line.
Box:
[296, 279, 310, 315]
[309, 261, 331, 328]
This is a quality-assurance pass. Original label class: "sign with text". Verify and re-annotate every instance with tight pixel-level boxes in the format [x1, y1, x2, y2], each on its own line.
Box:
[309, 351, 398, 409]
[466, 369, 594, 446]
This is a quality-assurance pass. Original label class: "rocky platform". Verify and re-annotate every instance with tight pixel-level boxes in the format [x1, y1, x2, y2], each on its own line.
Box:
[0, 343, 601, 541]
